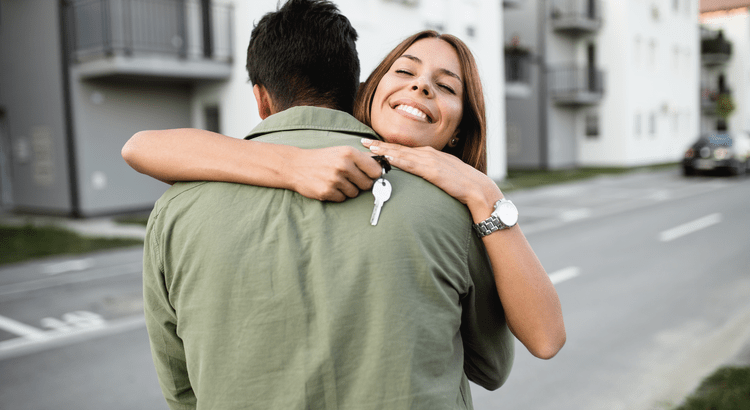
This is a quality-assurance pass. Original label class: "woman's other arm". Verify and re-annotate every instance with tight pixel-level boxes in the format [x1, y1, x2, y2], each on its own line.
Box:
[364, 139, 566, 359]
[122, 129, 383, 202]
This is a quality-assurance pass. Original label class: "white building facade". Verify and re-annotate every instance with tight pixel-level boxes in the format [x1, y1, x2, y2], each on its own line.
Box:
[504, 0, 700, 169]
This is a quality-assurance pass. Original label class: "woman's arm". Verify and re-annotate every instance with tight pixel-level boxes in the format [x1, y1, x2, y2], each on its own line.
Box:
[363, 139, 566, 359]
[122, 129, 383, 202]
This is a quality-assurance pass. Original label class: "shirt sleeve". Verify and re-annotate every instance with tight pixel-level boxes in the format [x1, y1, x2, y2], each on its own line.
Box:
[143, 214, 197, 410]
[460, 235, 515, 391]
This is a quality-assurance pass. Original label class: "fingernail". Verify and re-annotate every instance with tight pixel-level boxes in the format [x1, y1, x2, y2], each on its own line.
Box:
[385, 155, 394, 162]
[369, 145, 380, 153]
[361, 138, 372, 146]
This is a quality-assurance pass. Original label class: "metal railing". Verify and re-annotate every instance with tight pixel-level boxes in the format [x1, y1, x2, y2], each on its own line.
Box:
[701, 34, 732, 56]
[550, 0, 603, 29]
[548, 66, 604, 98]
[66, 0, 233, 64]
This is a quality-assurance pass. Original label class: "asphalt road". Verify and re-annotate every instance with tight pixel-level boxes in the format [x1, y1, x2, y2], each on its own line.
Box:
[1, 169, 748, 409]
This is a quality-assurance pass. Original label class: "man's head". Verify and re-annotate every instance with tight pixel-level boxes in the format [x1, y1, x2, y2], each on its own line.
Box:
[247, 0, 360, 117]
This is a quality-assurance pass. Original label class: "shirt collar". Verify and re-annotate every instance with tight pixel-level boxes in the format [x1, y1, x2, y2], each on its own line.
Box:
[245, 106, 382, 141]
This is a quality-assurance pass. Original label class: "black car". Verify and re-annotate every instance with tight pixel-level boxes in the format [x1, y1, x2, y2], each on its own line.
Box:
[682, 132, 750, 176]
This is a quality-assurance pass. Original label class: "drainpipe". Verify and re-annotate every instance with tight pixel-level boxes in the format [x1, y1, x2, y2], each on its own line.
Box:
[58, 0, 81, 217]
[538, 0, 549, 170]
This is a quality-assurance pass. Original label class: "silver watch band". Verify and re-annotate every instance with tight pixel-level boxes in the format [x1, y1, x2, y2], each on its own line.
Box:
[473, 215, 507, 237]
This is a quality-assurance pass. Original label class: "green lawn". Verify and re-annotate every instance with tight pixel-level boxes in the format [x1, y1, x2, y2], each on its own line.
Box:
[500, 163, 679, 192]
[0, 224, 143, 266]
[673, 366, 750, 410]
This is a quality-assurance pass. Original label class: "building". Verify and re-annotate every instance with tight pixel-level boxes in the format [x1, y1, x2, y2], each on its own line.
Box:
[504, 0, 700, 169]
[700, 5, 750, 133]
[0, 0, 506, 217]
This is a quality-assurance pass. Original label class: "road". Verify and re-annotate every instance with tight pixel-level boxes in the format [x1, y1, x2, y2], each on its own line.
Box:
[1, 169, 749, 409]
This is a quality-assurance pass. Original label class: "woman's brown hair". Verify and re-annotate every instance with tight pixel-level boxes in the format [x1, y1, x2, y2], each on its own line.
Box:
[354, 30, 487, 173]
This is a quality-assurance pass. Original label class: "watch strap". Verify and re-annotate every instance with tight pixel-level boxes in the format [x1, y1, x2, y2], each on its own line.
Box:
[473, 214, 507, 237]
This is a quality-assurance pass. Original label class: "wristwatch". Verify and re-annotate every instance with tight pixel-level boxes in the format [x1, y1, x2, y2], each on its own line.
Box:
[472, 198, 518, 237]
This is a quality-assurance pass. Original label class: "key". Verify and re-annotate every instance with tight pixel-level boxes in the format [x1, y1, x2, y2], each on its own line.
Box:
[370, 177, 392, 226]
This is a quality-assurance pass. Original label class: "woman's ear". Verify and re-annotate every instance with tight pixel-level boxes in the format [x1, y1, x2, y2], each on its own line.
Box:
[253, 84, 273, 119]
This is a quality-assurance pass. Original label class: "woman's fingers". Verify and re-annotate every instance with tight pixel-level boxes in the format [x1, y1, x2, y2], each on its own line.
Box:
[290, 145, 382, 202]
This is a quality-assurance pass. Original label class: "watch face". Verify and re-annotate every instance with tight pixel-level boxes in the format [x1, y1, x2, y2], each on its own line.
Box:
[496, 201, 518, 226]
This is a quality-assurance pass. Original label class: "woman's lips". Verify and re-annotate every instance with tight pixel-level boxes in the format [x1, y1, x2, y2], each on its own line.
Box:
[392, 101, 433, 123]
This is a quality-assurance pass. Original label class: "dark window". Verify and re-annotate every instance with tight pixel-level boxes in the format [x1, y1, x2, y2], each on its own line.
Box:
[585, 113, 599, 138]
[204, 105, 220, 134]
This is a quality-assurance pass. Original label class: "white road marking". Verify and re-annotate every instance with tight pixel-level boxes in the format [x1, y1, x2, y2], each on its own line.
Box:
[0, 315, 145, 361]
[560, 208, 592, 222]
[0, 261, 142, 297]
[41, 258, 94, 275]
[549, 266, 580, 285]
[659, 213, 722, 242]
[0, 315, 48, 340]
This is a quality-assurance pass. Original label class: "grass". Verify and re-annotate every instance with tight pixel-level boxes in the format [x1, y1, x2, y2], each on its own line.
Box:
[499, 163, 679, 192]
[0, 224, 143, 266]
[673, 366, 750, 410]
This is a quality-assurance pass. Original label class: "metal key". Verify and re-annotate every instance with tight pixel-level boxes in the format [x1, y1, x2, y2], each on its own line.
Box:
[370, 177, 392, 226]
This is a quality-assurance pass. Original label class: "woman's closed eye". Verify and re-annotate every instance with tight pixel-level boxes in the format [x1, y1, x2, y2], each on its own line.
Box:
[395, 69, 413, 76]
[438, 83, 456, 94]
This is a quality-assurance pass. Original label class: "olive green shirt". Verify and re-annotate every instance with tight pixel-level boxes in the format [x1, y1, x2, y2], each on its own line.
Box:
[143, 107, 514, 410]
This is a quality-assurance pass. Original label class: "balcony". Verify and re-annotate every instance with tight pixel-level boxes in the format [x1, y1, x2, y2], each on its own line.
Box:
[549, 66, 604, 106]
[550, 0, 603, 35]
[701, 31, 732, 67]
[65, 0, 233, 82]
[505, 48, 532, 98]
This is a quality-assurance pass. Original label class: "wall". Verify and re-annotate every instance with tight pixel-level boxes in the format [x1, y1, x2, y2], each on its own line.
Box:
[0, 0, 74, 214]
[67, 76, 191, 215]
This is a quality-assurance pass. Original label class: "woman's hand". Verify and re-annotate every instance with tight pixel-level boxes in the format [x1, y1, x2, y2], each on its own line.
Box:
[285, 145, 384, 202]
[362, 139, 502, 222]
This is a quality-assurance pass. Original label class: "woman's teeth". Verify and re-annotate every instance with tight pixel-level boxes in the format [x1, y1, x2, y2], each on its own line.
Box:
[396, 105, 430, 122]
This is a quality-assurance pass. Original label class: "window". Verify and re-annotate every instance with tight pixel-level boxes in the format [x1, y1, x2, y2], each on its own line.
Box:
[649, 112, 657, 136]
[634, 36, 641, 68]
[634, 113, 641, 138]
[585, 113, 599, 138]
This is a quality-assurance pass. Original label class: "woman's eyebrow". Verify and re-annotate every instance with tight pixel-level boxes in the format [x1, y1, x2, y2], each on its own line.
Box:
[399, 54, 462, 82]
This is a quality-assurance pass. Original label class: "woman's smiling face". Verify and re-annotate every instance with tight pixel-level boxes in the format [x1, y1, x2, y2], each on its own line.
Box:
[370, 38, 464, 150]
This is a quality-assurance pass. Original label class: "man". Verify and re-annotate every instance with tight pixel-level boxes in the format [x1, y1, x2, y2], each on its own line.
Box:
[143, 1, 513, 409]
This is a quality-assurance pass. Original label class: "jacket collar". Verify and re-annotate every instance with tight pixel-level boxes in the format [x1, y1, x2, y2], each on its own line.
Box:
[245, 106, 382, 141]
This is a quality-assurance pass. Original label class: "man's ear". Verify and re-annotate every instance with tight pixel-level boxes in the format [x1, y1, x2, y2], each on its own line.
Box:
[253, 84, 273, 119]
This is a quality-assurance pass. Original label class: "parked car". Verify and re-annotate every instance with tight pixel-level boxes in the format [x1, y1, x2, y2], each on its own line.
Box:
[682, 132, 750, 176]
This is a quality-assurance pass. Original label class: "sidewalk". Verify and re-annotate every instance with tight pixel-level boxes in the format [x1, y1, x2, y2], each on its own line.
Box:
[0, 212, 147, 240]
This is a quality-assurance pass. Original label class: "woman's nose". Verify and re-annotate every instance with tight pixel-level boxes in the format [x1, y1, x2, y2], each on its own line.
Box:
[411, 79, 431, 96]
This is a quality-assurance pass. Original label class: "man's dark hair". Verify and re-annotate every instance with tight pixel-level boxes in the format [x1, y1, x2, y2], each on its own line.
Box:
[246, 0, 360, 114]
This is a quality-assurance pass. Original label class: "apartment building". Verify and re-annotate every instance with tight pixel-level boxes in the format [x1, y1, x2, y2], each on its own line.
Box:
[504, 0, 700, 169]
[0, 0, 505, 217]
[700, 6, 750, 133]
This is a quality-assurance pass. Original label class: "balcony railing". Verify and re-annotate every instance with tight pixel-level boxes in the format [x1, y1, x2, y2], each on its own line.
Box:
[549, 66, 604, 106]
[701, 31, 732, 66]
[65, 0, 233, 81]
[550, 0, 603, 35]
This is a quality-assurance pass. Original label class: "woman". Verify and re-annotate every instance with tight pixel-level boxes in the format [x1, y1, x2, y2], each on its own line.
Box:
[123, 30, 565, 359]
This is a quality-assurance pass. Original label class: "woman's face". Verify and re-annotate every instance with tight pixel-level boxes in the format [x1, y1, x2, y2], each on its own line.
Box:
[370, 38, 464, 150]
